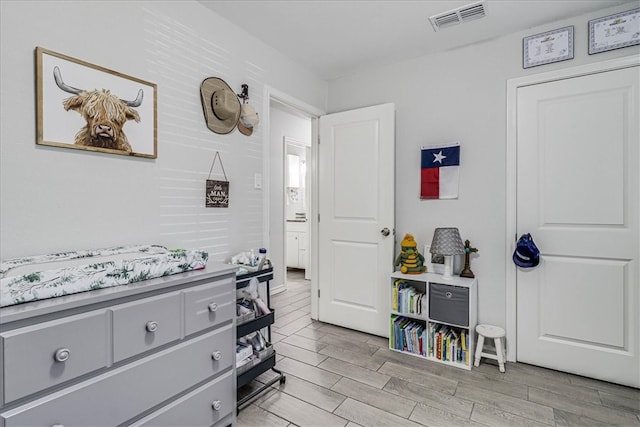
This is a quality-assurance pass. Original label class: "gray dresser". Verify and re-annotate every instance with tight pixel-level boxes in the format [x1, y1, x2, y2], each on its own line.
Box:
[0, 262, 237, 427]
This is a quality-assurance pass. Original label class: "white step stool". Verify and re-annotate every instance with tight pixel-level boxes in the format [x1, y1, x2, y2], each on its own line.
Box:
[474, 324, 506, 373]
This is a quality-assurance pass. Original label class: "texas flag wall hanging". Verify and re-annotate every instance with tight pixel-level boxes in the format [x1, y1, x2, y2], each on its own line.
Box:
[420, 142, 460, 199]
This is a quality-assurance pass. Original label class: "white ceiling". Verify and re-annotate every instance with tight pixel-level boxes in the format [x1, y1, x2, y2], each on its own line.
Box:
[199, 0, 635, 80]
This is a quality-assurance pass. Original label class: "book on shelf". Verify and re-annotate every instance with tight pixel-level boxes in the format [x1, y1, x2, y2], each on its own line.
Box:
[465, 331, 470, 364]
[426, 323, 469, 365]
[391, 315, 427, 357]
[393, 280, 425, 316]
[408, 322, 423, 355]
[392, 280, 401, 311]
[390, 315, 396, 348]
[392, 320, 469, 364]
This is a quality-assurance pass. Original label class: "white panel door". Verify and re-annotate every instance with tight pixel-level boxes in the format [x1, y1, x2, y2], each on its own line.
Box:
[516, 66, 639, 387]
[318, 103, 395, 337]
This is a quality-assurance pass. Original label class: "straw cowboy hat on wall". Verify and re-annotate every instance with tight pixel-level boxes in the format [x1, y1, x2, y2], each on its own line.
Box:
[200, 77, 241, 135]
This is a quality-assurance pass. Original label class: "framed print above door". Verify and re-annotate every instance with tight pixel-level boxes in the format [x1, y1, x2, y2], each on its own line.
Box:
[589, 8, 640, 55]
[523, 26, 574, 69]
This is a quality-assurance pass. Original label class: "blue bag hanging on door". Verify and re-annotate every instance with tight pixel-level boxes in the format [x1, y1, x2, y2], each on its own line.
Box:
[513, 233, 540, 268]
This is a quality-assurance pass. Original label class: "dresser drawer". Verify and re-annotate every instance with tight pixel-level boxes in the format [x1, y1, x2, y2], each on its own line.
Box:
[429, 282, 469, 326]
[1, 310, 108, 404]
[110, 291, 182, 362]
[130, 370, 234, 426]
[183, 277, 234, 335]
[0, 324, 233, 427]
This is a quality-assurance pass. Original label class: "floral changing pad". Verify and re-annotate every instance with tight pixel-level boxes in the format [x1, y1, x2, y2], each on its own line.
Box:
[0, 245, 208, 307]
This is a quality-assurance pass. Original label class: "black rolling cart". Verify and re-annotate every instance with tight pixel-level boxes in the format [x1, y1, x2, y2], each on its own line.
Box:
[235, 267, 285, 412]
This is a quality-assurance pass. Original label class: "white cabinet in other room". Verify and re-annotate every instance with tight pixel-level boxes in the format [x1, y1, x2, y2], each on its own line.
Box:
[286, 221, 308, 269]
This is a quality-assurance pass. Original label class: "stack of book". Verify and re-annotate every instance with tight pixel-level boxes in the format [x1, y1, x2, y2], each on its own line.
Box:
[390, 315, 427, 357]
[427, 323, 469, 365]
[392, 280, 426, 315]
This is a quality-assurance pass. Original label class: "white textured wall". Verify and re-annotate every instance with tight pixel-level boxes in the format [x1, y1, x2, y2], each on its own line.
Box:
[0, 0, 326, 261]
[327, 3, 640, 329]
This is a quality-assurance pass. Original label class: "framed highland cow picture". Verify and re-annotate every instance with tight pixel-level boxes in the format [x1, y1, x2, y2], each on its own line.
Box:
[35, 47, 157, 158]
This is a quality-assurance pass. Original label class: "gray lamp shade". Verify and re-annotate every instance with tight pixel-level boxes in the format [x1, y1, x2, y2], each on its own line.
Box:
[430, 228, 465, 255]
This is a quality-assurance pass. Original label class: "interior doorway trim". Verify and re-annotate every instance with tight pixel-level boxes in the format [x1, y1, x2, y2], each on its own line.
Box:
[263, 85, 325, 320]
[505, 55, 640, 362]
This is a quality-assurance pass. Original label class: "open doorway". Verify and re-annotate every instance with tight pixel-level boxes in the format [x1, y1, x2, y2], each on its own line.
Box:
[284, 137, 311, 284]
[266, 92, 322, 308]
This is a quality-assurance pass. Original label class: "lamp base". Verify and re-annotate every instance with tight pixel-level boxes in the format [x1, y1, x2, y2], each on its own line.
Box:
[442, 255, 454, 280]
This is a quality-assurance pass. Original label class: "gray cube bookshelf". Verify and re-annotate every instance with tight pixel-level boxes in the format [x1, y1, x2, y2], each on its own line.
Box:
[390, 271, 478, 370]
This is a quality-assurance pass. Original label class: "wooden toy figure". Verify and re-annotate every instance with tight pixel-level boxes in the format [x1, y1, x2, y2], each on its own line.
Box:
[395, 233, 427, 274]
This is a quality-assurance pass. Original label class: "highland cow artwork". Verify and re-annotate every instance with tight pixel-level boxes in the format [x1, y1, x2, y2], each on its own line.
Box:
[36, 47, 157, 158]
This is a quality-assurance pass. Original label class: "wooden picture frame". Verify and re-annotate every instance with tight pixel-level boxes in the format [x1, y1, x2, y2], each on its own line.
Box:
[523, 26, 574, 69]
[35, 47, 157, 158]
[589, 8, 640, 55]
[424, 244, 444, 275]
[424, 244, 464, 275]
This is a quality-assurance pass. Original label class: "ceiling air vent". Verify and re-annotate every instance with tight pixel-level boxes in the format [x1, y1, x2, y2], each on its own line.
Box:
[429, 1, 487, 32]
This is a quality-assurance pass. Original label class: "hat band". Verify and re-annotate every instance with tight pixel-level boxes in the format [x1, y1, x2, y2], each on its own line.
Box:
[212, 91, 238, 121]
[515, 251, 531, 261]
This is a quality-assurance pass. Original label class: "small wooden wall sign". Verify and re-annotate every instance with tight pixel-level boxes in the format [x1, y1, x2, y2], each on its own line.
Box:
[206, 180, 229, 208]
[205, 151, 229, 208]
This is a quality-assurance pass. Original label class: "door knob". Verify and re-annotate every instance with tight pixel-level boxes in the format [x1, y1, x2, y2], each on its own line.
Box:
[381, 228, 390, 236]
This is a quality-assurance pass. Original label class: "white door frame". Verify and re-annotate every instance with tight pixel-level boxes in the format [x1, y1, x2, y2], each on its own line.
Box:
[263, 85, 325, 320]
[505, 55, 640, 362]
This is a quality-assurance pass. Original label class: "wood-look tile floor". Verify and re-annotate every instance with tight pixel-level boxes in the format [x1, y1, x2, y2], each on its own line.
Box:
[237, 269, 640, 427]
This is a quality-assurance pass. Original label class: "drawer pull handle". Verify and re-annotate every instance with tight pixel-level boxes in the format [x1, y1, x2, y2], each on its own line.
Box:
[208, 302, 218, 312]
[146, 321, 159, 332]
[211, 351, 222, 361]
[54, 348, 70, 362]
[212, 400, 222, 411]
[446, 292, 453, 299]
[51, 424, 64, 427]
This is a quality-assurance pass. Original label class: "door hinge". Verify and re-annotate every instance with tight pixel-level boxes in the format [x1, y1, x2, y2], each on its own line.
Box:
[317, 289, 320, 298]
[318, 213, 320, 222]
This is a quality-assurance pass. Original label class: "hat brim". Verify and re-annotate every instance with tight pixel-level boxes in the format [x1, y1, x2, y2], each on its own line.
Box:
[238, 104, 258, 136]
[200, 77, 240, 134]
[237, 120, 253, 136]
[513, 251, 539, 268]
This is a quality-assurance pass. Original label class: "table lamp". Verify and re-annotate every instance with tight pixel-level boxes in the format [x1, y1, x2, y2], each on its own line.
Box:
[430, 227, 465, 279]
